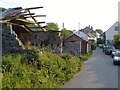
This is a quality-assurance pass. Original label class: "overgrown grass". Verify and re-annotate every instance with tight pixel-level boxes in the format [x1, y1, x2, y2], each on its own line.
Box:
[80, 51, 93, 61]
[2, 48, 92, 88]
[0, 73, 2, 89]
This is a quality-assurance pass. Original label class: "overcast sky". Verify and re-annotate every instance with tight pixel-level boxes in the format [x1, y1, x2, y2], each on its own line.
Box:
[0, 0, 119, 31]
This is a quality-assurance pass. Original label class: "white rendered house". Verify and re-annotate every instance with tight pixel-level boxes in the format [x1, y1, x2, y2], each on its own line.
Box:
[105, 22, 119, 45]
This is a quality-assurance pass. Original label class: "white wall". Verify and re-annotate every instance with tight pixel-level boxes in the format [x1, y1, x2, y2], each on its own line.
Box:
[96, 32, 100, 38]
[106, 22, 119, 44]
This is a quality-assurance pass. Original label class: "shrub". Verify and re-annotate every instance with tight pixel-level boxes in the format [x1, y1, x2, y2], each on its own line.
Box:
[2, 48, 92, 88]
[114, 41, 120, 50]
[21, 48, 42, 70]
[2, 54, 31, 88]
[91, 42, 96, 50]
[0, 73, 2, 89]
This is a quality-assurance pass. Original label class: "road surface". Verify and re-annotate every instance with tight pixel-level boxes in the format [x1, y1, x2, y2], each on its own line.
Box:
[62, 48, 119, 88]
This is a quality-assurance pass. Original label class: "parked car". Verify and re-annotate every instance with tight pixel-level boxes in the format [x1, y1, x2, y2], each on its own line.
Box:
[105, 45, 115, 55]
[111, 50, 116, 58]
[113, 52, 120, 65]
[103, 44, 107, 52]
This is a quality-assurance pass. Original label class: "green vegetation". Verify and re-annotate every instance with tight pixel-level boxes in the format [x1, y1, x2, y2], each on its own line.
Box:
[90, 41, 96, 50]
[2, 48, 92, 88]
[0, 7, 6, 12]
[46, 22, 59, 31]
[26, 24, 43, 31]
[61, 28, 73, 40]
[0, 73, 2, 89]
[80, 51, 93, 61]
[114, 34, 120, 50]
[95, 29, 103, 34]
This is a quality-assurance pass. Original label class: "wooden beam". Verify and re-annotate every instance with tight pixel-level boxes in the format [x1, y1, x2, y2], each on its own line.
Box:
[11, 13, 35, 18]
[25, 15, 46, 18]
[24, 25, 32, 32]
[22, 21, 45, 24]
[24, 7, 43, 10]
[27, 10, 44, 31]
[37, 21, 45, 24]
[22, 13, 35, 16]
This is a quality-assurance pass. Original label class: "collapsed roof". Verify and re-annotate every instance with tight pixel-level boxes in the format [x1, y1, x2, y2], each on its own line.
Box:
[0, 6, 46, 31]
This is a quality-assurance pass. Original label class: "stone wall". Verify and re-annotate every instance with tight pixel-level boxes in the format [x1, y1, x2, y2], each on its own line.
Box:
[2, 24, 23, 55]
[2, 24, 62, 55]
[18, 31, 62, 54]
[64, 41, 81, 57]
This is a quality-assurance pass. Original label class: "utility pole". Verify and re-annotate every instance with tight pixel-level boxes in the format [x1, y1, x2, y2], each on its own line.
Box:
[78, 22, 80, 30]
[62, 22, 65, 30]
[118, 2, 120, 34]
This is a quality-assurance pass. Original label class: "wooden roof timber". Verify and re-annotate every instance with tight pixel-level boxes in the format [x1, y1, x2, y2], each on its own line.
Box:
[27, 9, 45, 31]
[9, 20, 31, 25]
[15, 13, 35, 16]
[9, 22, 32, 32]
[18, 21, 45, 25]
[11, 13, 35, 19]
[25, 15, 46, 18]
[22, 13, 35, 16]
[23, 6, 43, 10]
[1, 6, 46, 31]
[29, 26, 47, 28]
[26, 21, 45, 24]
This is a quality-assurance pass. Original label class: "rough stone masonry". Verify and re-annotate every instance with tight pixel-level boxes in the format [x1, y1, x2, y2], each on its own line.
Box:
[2, 23, 62, 55]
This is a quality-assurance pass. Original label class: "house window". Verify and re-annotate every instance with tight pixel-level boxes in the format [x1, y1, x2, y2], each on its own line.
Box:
[70, 41, 75, 42]
[114, 26, 118, 31]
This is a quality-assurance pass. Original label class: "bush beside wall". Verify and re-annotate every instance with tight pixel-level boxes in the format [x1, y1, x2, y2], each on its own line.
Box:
[2, 49, 92, 88]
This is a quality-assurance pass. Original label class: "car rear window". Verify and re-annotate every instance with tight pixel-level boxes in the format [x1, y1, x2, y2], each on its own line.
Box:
[115, 53, 120, 57]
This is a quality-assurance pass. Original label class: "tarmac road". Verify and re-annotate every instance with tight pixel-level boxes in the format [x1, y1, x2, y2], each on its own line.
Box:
[62, 48, 119, 88]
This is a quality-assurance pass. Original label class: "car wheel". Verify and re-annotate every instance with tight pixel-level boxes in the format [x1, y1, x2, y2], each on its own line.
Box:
[113, 61, 116, 65]
[112, 55, 114, 58]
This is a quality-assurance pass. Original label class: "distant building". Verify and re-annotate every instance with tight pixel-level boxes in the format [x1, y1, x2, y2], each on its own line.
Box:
[82, 25, 97, 43]
[74, 30, 89, 41]
[82, 25, 96, 36]
[95, 31, 101, 38]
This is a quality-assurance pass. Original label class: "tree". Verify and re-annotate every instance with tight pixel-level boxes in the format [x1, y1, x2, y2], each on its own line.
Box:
[114, 34, 120, 42]
[0, 7, 6, 12]
[61, 28, 73, 40]
[114, 34, 120, 49]
[95, 29, 103, 34]
[99, 32, 106, 44]
[46, 22, 59, 31]
[97, 38, 104, 44]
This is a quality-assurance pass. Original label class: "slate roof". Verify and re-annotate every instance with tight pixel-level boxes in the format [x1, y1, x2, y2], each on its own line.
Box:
[82, 26, 96, 37]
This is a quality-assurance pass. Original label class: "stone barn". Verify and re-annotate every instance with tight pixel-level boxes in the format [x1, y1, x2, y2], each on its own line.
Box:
[63, 33, 91, 57]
